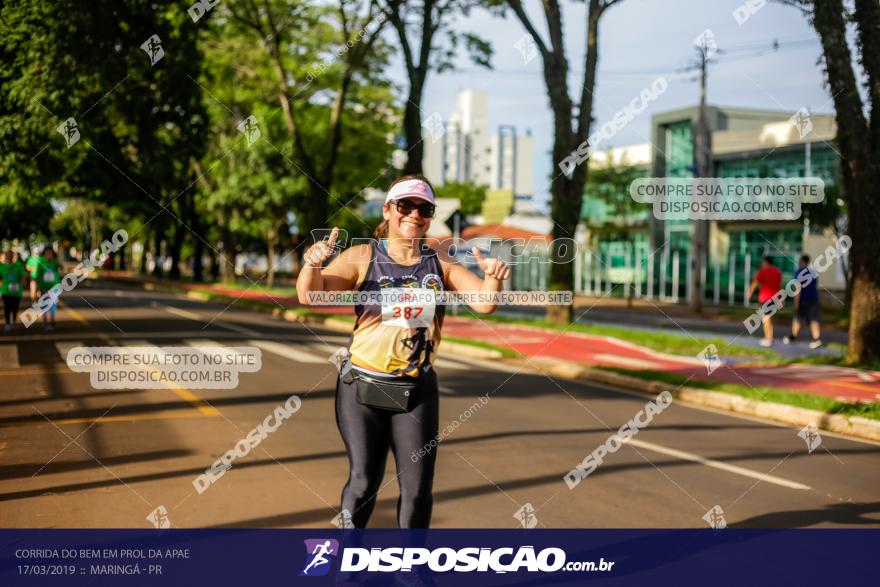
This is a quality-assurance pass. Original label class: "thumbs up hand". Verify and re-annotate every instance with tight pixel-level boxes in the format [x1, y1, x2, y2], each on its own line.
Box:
[472, 246, 511, 281]
[303, 227, 340, 268]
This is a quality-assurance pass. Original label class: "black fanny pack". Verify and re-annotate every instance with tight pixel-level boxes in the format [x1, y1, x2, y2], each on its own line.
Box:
[346, 369, 422, 412]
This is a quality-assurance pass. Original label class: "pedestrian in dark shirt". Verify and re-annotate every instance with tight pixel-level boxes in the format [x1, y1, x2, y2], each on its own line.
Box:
[783, 254, 822, 348]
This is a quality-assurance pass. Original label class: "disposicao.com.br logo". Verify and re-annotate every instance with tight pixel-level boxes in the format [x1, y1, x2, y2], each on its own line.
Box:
[299, 539, 616, 576]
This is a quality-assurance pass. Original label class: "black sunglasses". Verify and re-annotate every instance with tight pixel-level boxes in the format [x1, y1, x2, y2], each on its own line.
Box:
[394, 199, 435, 219]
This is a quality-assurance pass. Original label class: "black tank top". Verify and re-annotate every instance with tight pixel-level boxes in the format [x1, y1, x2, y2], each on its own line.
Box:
[348, 240, 445, 377]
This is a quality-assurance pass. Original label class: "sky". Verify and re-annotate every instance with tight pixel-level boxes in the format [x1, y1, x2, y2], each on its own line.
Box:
[385, 0, 838, 210]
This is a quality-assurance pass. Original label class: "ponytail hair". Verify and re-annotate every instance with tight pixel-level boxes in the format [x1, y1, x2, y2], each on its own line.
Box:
[373, 219, 389, 239]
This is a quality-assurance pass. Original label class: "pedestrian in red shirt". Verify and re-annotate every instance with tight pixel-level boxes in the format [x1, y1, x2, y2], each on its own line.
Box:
[747, 256, 783, 347]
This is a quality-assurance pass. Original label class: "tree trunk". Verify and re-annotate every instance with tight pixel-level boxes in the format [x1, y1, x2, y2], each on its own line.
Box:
[151, 224, 164, 279]
[208, 247, 219, 282]
[219, 223, 236, 285]
[810, 0, 880, 362]
[402, 74, 426, 175]
[118, 243, 127, 271]
[138, 236, 150, 274]
[168, 220, 184, 280]
[266, 226, 277, 290]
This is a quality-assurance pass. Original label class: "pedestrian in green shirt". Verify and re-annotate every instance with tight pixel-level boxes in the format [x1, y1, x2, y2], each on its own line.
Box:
[36, 247, 62, 330]
[1, 250, 26, 331]
[25, 248, 42, 302]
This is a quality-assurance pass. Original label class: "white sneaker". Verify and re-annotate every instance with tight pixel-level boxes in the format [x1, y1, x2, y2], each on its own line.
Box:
[759, 339, 773, 347]
[809, 339, 822, 349]
[782, 336, 791, 344]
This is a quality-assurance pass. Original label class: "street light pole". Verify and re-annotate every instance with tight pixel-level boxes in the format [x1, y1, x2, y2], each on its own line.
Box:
[691, 45, 712, 313]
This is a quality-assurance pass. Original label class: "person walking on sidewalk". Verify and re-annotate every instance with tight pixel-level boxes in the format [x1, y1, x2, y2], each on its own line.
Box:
[747, 255, 782, 347]
[783, 254, 822, 349]
[35, 247, 61, 331]
[25, 246, 42, 303]
[296, 174, 510, 534]
[0, 250, 26, 332]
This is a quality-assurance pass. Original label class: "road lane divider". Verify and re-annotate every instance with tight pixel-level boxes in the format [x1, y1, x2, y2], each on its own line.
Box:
[625, 437, 811, 490]
[248, 339, 325, 365]
[163, 305, 202, 321]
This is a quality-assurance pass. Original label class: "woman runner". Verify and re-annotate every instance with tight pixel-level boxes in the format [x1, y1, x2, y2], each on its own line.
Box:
[297, 174, 510, 533]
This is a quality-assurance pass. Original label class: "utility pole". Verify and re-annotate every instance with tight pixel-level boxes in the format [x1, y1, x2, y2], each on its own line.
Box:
[690, 43, 713, 313]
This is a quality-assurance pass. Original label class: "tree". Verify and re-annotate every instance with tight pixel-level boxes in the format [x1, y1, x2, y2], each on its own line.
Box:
[380, 0, 493, 175]
[194, 7, 397, 283]
[435, 182, 487, 215]
[784, 0, 880, 362]
[504, 0, 621, 323]
[0, 0, 208, 279]
[223, 0, 389, 230]
[584, 155, 644, 306]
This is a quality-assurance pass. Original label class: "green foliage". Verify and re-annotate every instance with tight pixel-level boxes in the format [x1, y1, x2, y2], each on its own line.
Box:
[583, 155, 646, 234]
[435, 182, 487, 215]
[0, 0, 208, 238]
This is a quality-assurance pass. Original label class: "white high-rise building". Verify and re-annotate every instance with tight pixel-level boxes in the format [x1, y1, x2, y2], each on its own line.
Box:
[422, 90, 534, 199]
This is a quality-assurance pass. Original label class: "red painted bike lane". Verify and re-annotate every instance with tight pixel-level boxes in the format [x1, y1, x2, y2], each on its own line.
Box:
[441, 317, 880, 404]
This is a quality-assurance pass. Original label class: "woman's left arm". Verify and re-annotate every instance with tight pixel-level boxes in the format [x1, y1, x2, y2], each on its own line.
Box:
[440, 246, 511, 314]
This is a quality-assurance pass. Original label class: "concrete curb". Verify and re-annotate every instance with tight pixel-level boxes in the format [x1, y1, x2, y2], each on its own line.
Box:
[520, 356, 880, 443]
[114, 276, 880, 442]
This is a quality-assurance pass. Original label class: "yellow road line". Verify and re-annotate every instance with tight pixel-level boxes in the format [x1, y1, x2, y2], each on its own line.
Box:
[0, 365, 71, 376]
[65, 307, 89, 325]
[52, 306, 219, 417]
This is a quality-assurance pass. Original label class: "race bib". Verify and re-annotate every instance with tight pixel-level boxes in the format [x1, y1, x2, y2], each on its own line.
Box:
[380, 288, 436, 329]
[44, 271, 55, 281]
[8, 283, 19, 293]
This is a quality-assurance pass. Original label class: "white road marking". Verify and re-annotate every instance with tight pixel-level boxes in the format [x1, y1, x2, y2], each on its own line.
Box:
[0, 344, 20, 369]
[163, 304, 260, 337]
[434, 358, 470, 371]
[248, 340, 326, 364]
[183, 339, 224, 349]
[623, 437, 811, 490]
[164, 306, 201, 321]
[214, 321, 260, 337]
[439, 386, 456, 395]
[439, 353, 523, 374]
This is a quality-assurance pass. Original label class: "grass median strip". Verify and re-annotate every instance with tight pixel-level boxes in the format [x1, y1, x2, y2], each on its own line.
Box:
[461, 314, 778, 359]
[443, 336, 522, 359]
[598, 366, 880, 422]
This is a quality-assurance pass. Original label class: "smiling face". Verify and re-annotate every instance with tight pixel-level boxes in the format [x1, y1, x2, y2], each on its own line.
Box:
[383, 197, 432, 241]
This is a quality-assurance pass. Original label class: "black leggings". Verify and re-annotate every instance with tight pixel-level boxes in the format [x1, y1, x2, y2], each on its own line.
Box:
[335, 369, 439, 528]
[2, 296, 21, 324]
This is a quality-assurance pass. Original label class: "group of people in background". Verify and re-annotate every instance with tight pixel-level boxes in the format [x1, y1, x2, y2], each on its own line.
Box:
[0, 247, 61, 332]
[748, 254, 823, 349]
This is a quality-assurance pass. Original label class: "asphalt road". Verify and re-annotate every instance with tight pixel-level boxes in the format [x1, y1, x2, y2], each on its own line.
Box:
[0, 280, 877, 529]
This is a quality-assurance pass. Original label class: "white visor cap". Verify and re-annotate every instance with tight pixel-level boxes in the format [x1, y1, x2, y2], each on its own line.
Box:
[385, 179, 435, 205]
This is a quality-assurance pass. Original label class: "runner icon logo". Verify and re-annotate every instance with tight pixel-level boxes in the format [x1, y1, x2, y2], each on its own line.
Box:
[798, 424, 822, 453]
[697, 344, 722, 375]
[702, 505, 727, 530]
[514, 503, 539, 529]
[300, 539, 339, 577]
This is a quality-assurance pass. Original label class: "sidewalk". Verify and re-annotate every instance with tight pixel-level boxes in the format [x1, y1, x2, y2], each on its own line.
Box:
[101, 272, 880, 404]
